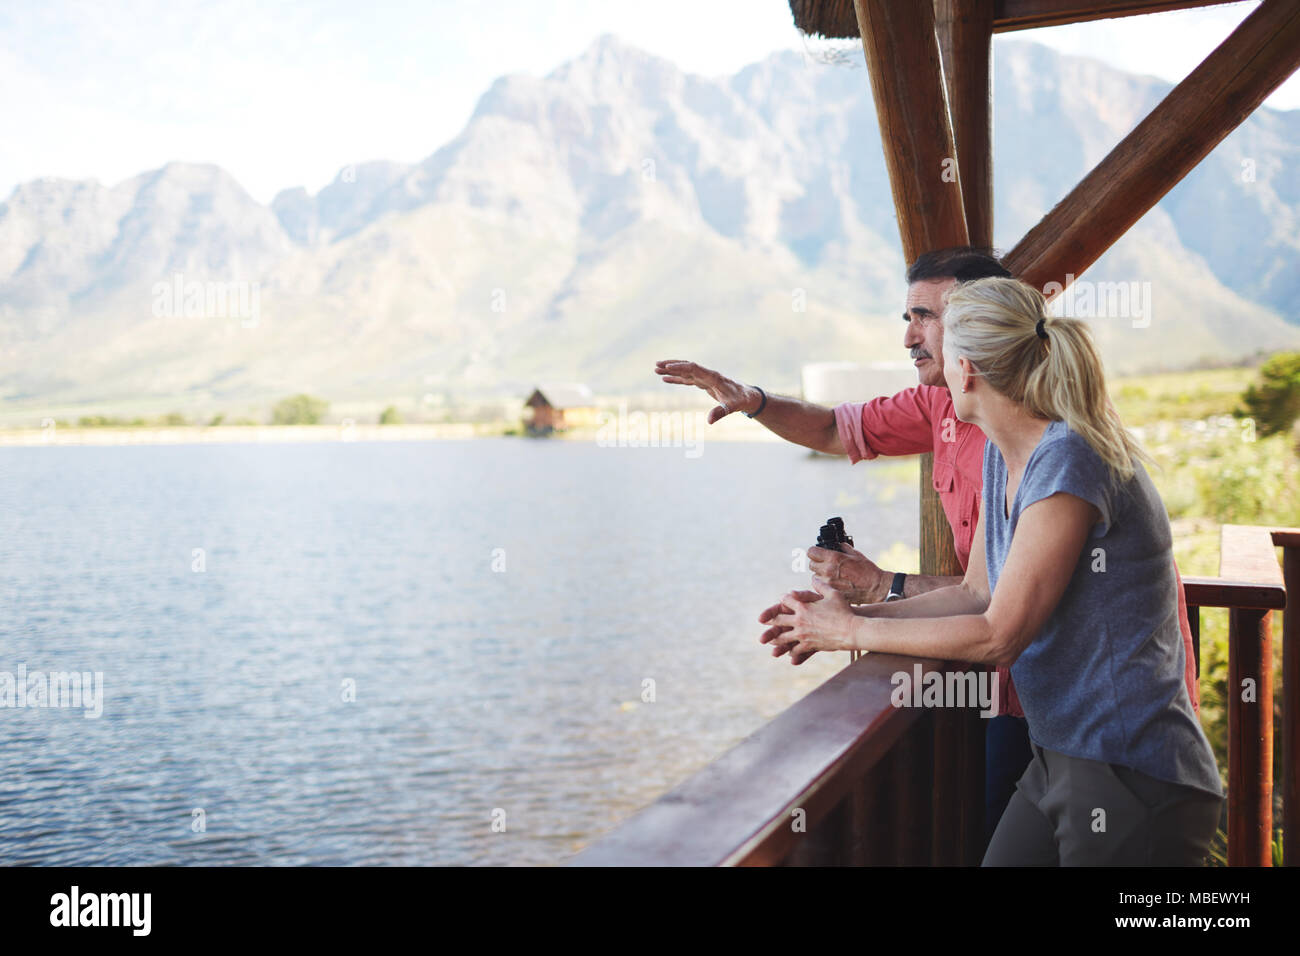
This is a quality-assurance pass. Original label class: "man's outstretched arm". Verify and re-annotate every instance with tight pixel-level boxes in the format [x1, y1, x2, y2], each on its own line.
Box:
[655, 359, 844, 456]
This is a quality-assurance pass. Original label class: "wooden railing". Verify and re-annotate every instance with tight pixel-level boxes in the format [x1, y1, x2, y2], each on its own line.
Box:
[571, 525, 1294, 866]
[571, 652, 984, 865]
[1184, 525, 1296, 867]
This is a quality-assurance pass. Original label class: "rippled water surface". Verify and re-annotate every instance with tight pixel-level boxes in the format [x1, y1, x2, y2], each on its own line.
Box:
[0, 438, 915, 865]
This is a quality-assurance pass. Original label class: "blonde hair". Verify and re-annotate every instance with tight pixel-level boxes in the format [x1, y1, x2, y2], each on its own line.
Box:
[941, 276, 1150, 482]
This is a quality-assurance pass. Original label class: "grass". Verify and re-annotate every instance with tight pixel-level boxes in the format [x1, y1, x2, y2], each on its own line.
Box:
[1111, 366, 1258, 428]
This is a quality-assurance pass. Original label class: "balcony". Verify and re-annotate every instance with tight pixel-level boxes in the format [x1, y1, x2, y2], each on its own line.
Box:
[571, 524, 1295, 866]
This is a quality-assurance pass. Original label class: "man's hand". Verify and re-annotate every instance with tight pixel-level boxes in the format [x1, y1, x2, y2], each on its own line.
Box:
[654, 360, 760, 423]
[807, 543, 889, 604]
[758, 589, 822, 664]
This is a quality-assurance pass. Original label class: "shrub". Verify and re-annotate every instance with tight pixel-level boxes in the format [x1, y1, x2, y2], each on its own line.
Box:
[271, 394, 329, 425]
[1237, 351, 1300, 438]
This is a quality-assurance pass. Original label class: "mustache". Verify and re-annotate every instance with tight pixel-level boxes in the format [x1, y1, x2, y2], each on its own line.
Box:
[910, 347, 932, 360]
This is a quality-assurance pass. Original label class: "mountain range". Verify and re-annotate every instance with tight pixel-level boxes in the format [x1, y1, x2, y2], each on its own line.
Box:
[2, 33, 1298, 417]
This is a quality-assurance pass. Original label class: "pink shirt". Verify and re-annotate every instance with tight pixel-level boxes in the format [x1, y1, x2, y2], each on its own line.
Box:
[833, 385, 1200, 719]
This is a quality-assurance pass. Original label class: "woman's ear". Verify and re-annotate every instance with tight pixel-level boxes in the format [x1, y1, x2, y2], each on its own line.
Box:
[959, 357, 976, 394]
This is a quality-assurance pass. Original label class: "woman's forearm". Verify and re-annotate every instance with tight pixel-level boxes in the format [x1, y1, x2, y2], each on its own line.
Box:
[850, 612, 1005, 664]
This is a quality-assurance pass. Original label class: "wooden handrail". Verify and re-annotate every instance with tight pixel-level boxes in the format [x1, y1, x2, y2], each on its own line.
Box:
[1184, 577, 1286, 610]
[570, 652, 944, 866]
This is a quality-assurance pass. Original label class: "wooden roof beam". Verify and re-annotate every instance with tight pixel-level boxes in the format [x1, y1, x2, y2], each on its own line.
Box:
[1003, 0, 1300, 294]
[790, 0, 1248, 40]
[993, 0, 1248, 32]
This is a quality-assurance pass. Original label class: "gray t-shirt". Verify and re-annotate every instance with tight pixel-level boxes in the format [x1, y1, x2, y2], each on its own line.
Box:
[983, 419, 1222, 797]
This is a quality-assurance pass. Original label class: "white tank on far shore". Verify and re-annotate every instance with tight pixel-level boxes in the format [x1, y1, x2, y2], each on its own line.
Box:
[801, 361, 919, 407]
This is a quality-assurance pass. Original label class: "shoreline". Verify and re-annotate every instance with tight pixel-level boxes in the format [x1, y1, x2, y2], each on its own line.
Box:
[0, 420, 789, 447]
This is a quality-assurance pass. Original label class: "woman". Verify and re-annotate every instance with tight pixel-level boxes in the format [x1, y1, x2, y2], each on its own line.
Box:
[762, 276, 1223, 866]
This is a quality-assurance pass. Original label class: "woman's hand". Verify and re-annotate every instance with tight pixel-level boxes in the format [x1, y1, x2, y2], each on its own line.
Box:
[759, 579, 858, 663]
[757, 589, 819, 663]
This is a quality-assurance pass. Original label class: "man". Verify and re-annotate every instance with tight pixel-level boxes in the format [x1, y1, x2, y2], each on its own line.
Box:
[655, 246, 1200, 848]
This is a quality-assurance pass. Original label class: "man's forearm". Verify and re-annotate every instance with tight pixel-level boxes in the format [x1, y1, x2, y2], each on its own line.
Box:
[850, 572, 963, 604]
[853, 581, 987, 620]
[747, 390, 844, 456]
[894, 573, 962, 600]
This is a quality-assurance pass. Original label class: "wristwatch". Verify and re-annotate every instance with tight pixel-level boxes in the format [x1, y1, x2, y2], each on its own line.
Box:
[884, 572, 906, 602]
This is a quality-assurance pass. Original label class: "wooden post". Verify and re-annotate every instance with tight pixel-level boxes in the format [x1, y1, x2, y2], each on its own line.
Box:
[846, 776, 880, 865]
[858, 761, 894, 865]
[919, 455, 963, 577]
[934, 0, 995, 248]
[1283, 543, 1299, 867]
[853, 0, 980, 867]
[849, 0, 972, 577]
[931, 691, 986, 864]
[851, 0, 970, 261]
[929, 5, 993, 864]
[1228, 606, 1274, 866]
[850, 0, 970, 576]
[783, 795, 852, 865]
[893, 714, 934, 864]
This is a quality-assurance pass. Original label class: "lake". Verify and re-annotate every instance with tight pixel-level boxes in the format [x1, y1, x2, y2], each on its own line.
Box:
[0, 436, 916, 865]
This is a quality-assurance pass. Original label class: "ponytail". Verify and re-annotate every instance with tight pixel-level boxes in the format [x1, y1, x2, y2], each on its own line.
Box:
[942, 277, 1150, 482]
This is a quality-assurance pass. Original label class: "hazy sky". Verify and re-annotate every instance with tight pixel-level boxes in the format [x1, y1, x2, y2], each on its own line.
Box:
[1, 0, 1294, 204]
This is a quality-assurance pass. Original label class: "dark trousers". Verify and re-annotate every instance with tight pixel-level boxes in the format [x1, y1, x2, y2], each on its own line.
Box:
[982, 740, 1222, 866]
[985, 715, 1032, 851]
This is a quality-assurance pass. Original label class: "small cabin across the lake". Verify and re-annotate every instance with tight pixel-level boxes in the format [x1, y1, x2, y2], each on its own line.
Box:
[524, 384, 598, 435]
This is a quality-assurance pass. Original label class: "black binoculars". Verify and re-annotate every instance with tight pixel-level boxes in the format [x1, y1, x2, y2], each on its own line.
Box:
[815, 516, 853, 553]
